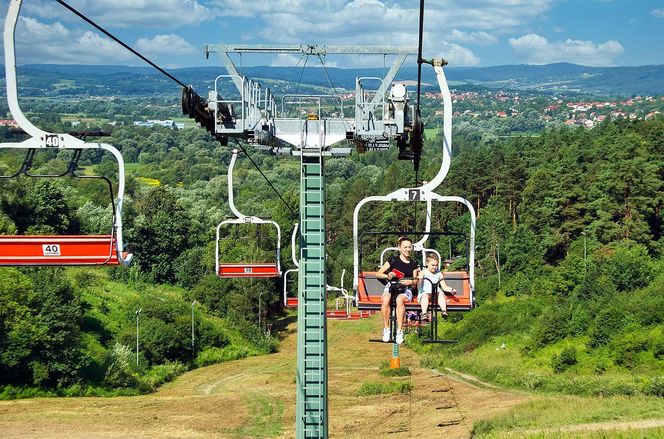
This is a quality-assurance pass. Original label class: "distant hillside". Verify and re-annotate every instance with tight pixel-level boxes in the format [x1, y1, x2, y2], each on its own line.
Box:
[2, 62, 663, 97]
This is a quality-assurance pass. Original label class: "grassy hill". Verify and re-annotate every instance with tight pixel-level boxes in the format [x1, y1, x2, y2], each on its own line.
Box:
[1, 314, 664, 438]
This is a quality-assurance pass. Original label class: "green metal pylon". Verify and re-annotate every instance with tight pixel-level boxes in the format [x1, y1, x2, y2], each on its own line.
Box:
[296, 150, 328, 439]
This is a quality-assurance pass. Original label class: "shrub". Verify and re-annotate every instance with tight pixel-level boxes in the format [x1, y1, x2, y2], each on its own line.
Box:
[357, 381, 413, 396]
[195, 346, 249, 367]
[379, 361, 411, 377]
[143, 362, 187, 390]
[601, 243, 654, 292]
[551, 346, 578, 373]
[533, 305, 570, 347]
[587, 305, 625, 349]
[613, 332, 650, 369]
[645, 376, 664, 397]
[104, 343, 140, 389]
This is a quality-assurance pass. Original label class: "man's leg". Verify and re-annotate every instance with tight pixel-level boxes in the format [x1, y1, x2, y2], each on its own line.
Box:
[396, 294, 407, 330]
[381, 292, 391, 329]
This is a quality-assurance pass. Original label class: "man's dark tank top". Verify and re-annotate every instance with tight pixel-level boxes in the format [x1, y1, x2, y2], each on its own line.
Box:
[388, 256, 418, 278]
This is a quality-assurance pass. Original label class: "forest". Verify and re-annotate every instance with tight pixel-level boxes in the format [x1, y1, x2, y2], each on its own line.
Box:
[0, 111, 662, 399]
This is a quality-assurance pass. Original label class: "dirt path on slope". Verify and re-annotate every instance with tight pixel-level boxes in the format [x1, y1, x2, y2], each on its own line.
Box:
[0, 315, 526, 439]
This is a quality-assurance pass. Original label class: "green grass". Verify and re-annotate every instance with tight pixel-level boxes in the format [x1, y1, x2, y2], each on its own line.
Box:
[424, 127, 439, 139]
[481, 427, 664, 439]
[379, 361, 411, 377]
[357, 380, 413, 396]
[422, 330, 664, 398]
[0, 384, 142, 400]
[229, 393, 285, 438]
[472, 394, 664, 438]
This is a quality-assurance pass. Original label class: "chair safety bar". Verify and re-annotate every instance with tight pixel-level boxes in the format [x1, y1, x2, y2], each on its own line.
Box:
[0, 0, 133, 267]
[356, 271, 472, 312]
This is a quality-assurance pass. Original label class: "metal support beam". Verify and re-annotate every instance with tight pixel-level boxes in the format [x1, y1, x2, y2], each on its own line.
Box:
[369, 53, 409, 106]
[296, 150, 328, 439]
[206, 44, 416, 56]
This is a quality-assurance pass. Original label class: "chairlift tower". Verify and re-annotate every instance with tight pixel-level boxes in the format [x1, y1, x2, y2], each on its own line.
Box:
[193, 44, 417, 439]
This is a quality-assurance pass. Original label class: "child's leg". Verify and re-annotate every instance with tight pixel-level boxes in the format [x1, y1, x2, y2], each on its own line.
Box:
[438, 291, 447, 315]
[419, 293, 430, 314]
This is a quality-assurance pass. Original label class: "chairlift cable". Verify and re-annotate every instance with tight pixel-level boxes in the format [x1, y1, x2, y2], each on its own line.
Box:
[230, 140, 352, 275]
[316, 54, 350, 128]
[55, 0, 188, 90]
[316, 54, 340, 98]
[231, 139, 297, 219]
[295, 54, 309, 96]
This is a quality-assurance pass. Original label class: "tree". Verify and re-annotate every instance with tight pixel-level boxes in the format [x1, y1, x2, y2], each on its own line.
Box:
[131, 186, 190, 283]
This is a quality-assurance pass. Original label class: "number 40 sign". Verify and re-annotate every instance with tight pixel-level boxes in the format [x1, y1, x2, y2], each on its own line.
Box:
[42, 244, 61, 256]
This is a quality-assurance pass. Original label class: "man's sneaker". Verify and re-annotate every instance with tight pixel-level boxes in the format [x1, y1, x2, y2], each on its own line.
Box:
[396, 329, 405, 345]
[382, 327, 390, 342]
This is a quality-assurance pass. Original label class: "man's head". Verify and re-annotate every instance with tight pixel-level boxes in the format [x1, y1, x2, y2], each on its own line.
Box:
[397, 237, 412, 258]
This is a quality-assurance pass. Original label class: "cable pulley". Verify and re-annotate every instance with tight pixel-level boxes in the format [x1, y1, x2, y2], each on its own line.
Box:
[180, 86, 228, 145]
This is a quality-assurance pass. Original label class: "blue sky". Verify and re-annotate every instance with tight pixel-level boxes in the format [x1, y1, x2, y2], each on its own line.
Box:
[3, 0, 664, 69]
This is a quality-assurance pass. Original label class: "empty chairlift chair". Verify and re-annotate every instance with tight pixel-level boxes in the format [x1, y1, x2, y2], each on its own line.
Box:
[0, 1, 132, 267]
[216, 149, 282, 278]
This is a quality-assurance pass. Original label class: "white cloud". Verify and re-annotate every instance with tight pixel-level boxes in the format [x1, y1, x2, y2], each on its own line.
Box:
[24, 0, 212, 28]
[209, 0, 552, 44]
[651, 8, 664, 19]
[4, 16, 200, 66]
[448, 29, 498, 46]
[508, 33, 623, 66]
[135, 34, 198, 56]
[204, 0, 558, 67]
[438, 42, 481, 67]
[270, 53, 305, 67]
[13, 17, 133, 64]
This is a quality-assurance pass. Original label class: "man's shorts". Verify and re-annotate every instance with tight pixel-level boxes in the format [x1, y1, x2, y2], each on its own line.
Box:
[383, 283, 414, 302]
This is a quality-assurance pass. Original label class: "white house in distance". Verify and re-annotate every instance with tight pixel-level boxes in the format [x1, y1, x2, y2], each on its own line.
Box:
[133, 119, 185, 129]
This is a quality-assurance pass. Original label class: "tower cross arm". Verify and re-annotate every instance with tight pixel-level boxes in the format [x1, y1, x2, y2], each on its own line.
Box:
[205, 44, 416, 56]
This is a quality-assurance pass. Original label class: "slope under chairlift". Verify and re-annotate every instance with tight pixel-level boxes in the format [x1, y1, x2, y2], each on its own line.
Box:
[0, 0, 132, 267]
[216, 149, 282, 278]
[352, 59, 476, 314]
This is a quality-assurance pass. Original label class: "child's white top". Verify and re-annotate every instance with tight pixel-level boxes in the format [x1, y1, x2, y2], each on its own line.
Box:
[420, 268, 442, 295]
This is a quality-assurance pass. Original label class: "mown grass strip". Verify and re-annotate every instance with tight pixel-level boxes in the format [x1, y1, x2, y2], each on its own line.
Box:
[357, 380, 413, 396]
[472, 394, 664, 438]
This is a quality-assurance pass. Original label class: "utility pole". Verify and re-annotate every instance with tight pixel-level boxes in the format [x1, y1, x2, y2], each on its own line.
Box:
[258, 292, 264, 331]
[191, 300, 197, 357]
[496, 243, 501, 289]
[135, 308, 142, 366]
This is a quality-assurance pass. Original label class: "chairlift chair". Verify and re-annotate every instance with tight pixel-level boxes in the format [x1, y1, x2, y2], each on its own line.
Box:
[283, 223, 300, 307]
[216, 149, 282, 278]
[356, 231, 473, 312]
[0, 1, 132, 267]
[353, 59, 476, 316]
